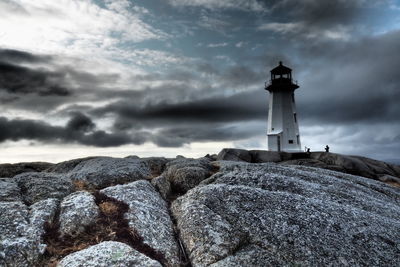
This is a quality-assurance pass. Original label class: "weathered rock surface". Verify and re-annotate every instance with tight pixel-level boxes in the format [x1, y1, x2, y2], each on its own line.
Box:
[2, 150, 400, 266]
[172, 162, 400, 266]
[68, 157, 151, 189]
[310, 152, 400, 179]
[45, 157, 99, 173]
[57, 241, 162, 267]
[217, 149, 400, 186]
[165, 158, 214, 193]
[0, 198, 58, 266]
[217, 148, 252, 162]
[101, 180, 180, 266]
[0, 162, 53, 178]
[59, 191, 100, 237]
[0, 178, 22, 201]
[151, 175, 171, 200]
[15, 172, 73, 205]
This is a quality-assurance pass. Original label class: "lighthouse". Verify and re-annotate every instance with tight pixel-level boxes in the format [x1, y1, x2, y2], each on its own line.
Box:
[265, 61, 301, 152]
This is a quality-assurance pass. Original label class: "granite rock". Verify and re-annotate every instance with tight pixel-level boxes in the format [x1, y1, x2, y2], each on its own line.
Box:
[57, 241, 162, 267]
[164, 158, 213, 193]
[151, 175, 171, 200]
[101, 180, 180, 266]
[217, 148, 251, 162]
[172, 162, 400, 266]
[0, 178, 22, 201]
[15, 172, 73, 205]
[0, 198, 58, 266]
[68, 157, 151, 189]
[59, 191, 100, 237]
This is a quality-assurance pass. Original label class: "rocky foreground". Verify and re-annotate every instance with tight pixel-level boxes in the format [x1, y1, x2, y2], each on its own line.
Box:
[1, 149, 399, 266]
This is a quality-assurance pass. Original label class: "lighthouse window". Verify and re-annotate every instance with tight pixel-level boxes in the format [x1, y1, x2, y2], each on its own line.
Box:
[294, 113, 297, 123]
[288, 140, 294, 144]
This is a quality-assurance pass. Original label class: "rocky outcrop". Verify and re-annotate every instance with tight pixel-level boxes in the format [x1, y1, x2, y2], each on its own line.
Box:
[15, 172, 73, 205]
[57, 241, 162, 267]
[59, 191, 100, 237]
[101, 180, 180, 266]
[310, 152, 400, 179]
[172, 162, 400, 266]
[0, 198, 59, 266]
[164, 157, 214, 193]
[1, 151, 399, 266]
[0, 162, 53, 178]
[217, 148, 400, 186]
[68, 157, 151, 189]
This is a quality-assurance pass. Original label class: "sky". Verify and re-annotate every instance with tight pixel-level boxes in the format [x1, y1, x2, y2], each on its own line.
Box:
[0, 0, 400, 163]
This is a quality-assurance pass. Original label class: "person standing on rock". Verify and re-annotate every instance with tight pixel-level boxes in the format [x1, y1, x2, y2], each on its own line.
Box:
[325, 145, 330, 152]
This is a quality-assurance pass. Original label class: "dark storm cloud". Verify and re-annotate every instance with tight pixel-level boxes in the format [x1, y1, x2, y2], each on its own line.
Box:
[0, 49, 71, 97]
[0, 49, 51, 64]
[95, 89, 267, 129]
[296, 30, 400, 125]
[0, 114, 145, 147]
[0, 62, 70, 96]
[66, 112, 96, 132]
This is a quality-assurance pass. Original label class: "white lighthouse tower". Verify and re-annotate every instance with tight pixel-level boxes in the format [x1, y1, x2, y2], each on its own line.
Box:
[265, 61, 301, 152]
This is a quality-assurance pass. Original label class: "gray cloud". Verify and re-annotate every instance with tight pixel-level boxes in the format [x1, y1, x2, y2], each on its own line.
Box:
[0, 114, 145, 147]
[0, 49, 70, 97]
[94, 89, 267, 128]
[0, 48, 51, 64]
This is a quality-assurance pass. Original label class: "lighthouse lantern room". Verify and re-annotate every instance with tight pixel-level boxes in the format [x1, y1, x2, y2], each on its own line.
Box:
[265, 61, 301, 152]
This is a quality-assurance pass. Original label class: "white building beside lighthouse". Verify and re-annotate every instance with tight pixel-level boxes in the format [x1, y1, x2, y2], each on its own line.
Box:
[265, 62, 301, 152]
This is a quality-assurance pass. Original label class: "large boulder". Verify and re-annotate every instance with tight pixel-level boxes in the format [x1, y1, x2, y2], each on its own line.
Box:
[101, 180, 180, 266]
[172, 162, 400, 266]
[0, 162, 53, 178]
[217, 148, 251, 162]
[164, 158, 214, 193]
[0, 178, 22, 202]
[59, 191, 100, 237]
[68, 157, 151, 189]
[15, 172, 73, 205]
[0, 199, 58, 266]
[57, 241, 162, 267]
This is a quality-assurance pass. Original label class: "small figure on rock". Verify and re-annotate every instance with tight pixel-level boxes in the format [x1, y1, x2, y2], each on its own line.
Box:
[307, 148, 311, 154]
[325, 145, 330, 153]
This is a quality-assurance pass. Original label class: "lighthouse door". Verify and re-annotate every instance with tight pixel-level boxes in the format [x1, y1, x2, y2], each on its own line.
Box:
[277, 136, 281, 152]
